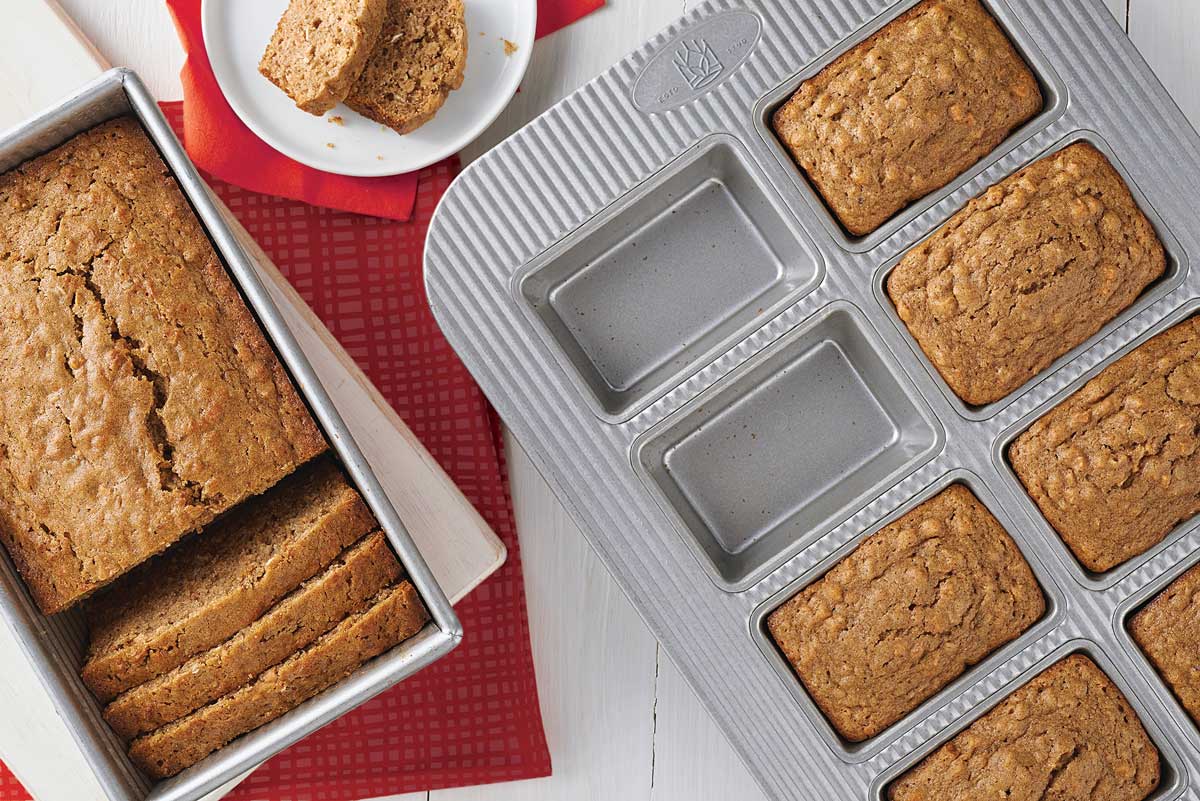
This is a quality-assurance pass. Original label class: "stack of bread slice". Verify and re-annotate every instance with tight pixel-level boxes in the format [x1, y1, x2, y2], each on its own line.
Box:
[260, 0, 468, 134]
[80, 457, 429, 779]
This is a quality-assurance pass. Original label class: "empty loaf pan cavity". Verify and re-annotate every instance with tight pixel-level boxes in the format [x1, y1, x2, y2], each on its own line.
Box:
[517, 135, 824, 421]
[634, 302, 942, 590]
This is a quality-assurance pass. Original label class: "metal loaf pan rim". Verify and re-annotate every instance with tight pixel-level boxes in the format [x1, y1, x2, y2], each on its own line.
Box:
[991, 297, 1200, 593]
[750, 0, 1069, 255]
[871, 129, 1191, 423]
[0, 68, 461, 801]
[746, 468, 1067, 764]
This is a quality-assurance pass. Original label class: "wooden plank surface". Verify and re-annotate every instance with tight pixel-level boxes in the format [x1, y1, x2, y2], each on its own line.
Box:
[27, 1, 1193, 800]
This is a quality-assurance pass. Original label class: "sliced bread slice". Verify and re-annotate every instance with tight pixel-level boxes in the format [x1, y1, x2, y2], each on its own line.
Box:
[81, 458, 375, 702]
[259, 0, 387, 115]
[128, 581, 429, 779]
[103, 530, 403, 740]
[345, 0, 468, 134]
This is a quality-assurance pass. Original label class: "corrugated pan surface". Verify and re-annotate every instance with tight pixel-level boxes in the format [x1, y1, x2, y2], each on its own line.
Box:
[425, 1, 1200, 798]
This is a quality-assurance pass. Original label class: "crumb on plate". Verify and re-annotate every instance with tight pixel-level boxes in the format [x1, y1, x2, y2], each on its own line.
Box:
[503, 38, 519, 56]
[328, 115, 344, 126]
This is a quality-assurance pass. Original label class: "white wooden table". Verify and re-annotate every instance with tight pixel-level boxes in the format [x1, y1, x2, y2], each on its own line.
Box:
[41, 1, 1196, 799]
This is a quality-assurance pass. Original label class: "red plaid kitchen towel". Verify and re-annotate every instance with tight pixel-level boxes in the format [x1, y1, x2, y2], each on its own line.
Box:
[0, 103, 553, 800]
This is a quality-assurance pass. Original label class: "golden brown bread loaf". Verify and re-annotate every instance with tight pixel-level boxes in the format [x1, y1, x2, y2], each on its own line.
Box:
[767, 485, 1044, 741]
[128, 581, 429, 779]
[772, 0, 1042, 236]
[888, 143, 1165, 406]
[889, 655, 1160, 801]
[1130, 562, 1200, 728]
[345, 0, 468, 134]
[103, 530, 402, 740]
[1010, 316, 1200, 572]
[82, 458, 374, 702]
[259, 0, 387, 114]
[0, 118, 325, 614]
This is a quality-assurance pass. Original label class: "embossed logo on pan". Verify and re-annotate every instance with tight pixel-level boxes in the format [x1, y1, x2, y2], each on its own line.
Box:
[674, 39, 724, 89]
[633, 10, 762, 113]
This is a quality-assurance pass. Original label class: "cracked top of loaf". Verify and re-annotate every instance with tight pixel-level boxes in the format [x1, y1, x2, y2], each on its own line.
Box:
[889, 655, 1160, 801]
[772, 0, 1042, 236]
[1010, 316, 1200, 573]
[0, 117, 326, 614]
[767, 485, 1044, 742]
[888, 143, 1166, 406]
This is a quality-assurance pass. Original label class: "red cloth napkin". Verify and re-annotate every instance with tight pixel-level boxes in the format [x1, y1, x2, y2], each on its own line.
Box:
[166, 0, 604, 220]
[0, 104, 554, 800]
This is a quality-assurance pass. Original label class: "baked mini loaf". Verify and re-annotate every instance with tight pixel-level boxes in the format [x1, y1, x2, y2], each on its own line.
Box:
[259, 0, 387, 114]
[345, 0, 468, 134]
[888, 143, 1165, 406]
[772, 0, 1042, 236]
[889, 655, 1160, 801]
[0, 118, 325, 614]
[129, 580, 429, 779]
[1130, 562, 1200, 726]
[767, 485, 1044, 741]
[103, 530, 402, 740]
[1010, 316, 1200, 572]
[82, 458, 374, 702]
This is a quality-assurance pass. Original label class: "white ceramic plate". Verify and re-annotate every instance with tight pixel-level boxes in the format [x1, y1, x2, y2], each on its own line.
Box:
[201, 0, 536, 176]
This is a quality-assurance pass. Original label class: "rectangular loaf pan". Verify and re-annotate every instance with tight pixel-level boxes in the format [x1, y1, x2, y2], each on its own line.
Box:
[0, 68, 462, 801]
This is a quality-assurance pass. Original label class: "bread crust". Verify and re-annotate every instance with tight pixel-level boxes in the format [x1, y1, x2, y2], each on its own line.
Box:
[767, 485, 1044, 742]
[128, 581, 429, 779]
[0, 118, 325, 614]
[888, 143, 1165, 406]
[772, 0, 1042, 236]
[259, 0, 388, 114]
[1130, 562, 1200, 728]
[1010, 316, 1200, 572]
[890, 655, 1160, 801]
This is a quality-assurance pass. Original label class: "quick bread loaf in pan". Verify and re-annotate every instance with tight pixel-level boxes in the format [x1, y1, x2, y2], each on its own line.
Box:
[0, 118, 326, 614]
[888, 142, 1165, 406]
[889, 655, 1160, 801]
[772, 0, 1042, 236]
[128, 580, 429, 779]
[1130, 562, 1200, 728]
[767, 485, 1044, 742]
[1010, 316, 1200, 573]
[102, 529, 403, 740]
[82, 457, 375, 702]
[420, 0, 1200, 797]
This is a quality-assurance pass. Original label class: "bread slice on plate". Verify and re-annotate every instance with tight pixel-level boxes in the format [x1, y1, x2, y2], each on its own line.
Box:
[346, 0, 468, 134]
[259, 0, 387, 115]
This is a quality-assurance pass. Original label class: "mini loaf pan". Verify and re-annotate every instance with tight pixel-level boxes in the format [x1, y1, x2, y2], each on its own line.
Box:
[425, 0, 1200, 799]
[0, 68, 461, 801]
